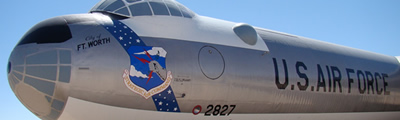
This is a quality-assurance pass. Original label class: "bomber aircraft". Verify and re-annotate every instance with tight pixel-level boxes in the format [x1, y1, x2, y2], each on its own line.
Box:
[7, 0, 400, 119]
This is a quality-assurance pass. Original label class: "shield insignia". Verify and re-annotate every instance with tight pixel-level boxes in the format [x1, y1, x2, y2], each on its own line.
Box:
[103, 20, 180, 111]
[123, 46, 173, 99]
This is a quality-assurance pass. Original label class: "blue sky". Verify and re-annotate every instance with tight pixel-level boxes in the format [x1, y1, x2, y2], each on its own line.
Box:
[1, 0, 400, 119]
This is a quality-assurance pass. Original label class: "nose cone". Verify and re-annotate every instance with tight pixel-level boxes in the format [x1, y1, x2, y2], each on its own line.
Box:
[8, 17, 72, 120]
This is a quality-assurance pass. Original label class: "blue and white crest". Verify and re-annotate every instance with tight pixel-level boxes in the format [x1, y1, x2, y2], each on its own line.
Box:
[103, 20, 172, 98]
[123, 46, 172, 99]
[104, 20, 180, 112]
[129, 47, 167, 90]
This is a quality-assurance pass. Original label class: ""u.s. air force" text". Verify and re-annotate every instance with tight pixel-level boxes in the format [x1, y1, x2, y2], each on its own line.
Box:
[273, 58, 390, 95]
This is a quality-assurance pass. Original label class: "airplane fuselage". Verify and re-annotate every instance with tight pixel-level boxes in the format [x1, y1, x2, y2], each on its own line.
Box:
[7, 0, 400, 120]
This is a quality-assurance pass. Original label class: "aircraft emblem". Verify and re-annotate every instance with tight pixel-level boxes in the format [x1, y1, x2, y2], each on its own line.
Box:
[103, 20, 173, 99]
[123, 46, 173, 99]
[104, 20, 180, 112]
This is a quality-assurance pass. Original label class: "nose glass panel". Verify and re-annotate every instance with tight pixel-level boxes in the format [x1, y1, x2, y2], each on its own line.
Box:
[8, 49, 71, 120]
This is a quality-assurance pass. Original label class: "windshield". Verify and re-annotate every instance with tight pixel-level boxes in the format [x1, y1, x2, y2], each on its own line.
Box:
[90, 0, 196, 18]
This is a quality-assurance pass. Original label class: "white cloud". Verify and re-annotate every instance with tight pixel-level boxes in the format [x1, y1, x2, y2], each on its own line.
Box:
[134, 47, 167, 58]
[130, 65, 148, 78]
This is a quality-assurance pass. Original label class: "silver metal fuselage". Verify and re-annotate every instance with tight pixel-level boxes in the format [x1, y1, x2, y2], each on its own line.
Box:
[8, 12, 400, 119]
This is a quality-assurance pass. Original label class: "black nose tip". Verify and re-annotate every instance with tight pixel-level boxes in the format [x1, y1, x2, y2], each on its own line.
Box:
[7, 62, 11, 74]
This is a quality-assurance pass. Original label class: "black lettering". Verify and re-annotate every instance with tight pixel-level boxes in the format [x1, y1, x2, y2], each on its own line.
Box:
[97, 39, 103, 45]
[81, 43, 85, 50]
[220, 105, 229, 116]
[382, 74, 390, 95]
[317, 64, 326, 92]
[326, 66, 332, 92]
[85, 36, 93, 41]
[374, 73, 383, 95]
[77, 44, 81, 51]
[296, 62, 309, 91]
[213, 105, 221, 116]
[105, 37, 111, 43]
[331, 66, 342, 93]
[81, 37, 111, 50]
[88, 41, 95, 48]
[365, 71, 374, 94]
[357, 70, 366, 94]
[228, 105, 236, 116]
[205, 105, 213, 116]
[77, 43, 85, 51]
[273, 58, 289, 89]
[346, 68, 355, 93]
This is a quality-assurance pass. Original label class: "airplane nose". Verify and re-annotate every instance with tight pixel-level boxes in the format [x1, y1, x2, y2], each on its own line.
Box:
[8, 17, 72, 120]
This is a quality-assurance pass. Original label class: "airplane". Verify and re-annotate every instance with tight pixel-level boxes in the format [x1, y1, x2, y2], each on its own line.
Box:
[7, 0, 400, 120]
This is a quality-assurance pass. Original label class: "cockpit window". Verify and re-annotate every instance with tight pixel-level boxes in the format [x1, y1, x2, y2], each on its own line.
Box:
[164, 0, 182, 17]
[104, 0, 125, 11]
[149, 2, 169, 16]
[90, 0, 196, 18]
[96, 0, 116, 10]
[129, 2, 152, 16]
[126, 0, 143, 3]
[177, 4, 193, 18]
[115, 7, 130, 16]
